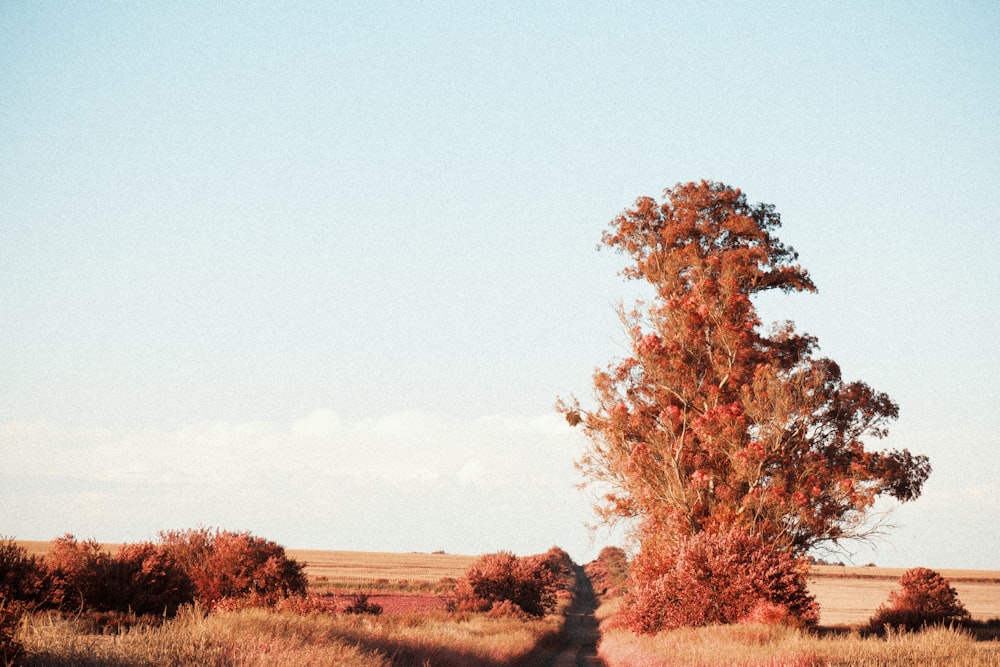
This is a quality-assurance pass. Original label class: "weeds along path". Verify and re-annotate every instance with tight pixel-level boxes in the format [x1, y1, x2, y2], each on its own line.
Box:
[524, 565, 606, 667]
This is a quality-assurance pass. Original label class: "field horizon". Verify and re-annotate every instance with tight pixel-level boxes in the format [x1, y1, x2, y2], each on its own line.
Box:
[16, 540, 1000, 628]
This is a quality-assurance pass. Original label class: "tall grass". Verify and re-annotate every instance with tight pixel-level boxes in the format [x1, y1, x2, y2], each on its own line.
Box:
[597, 611, 1000, 666]
[15, 603, 564, 667]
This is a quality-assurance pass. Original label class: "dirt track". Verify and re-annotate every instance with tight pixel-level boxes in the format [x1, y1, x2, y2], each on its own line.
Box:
[525, 566, 606, 667]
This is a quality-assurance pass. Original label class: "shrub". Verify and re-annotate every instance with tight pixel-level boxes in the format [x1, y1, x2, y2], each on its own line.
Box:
[456, 550, 559, 617]
[158, 528, 307, 609]
[586, 546, 629, 596]
[101, 542, 195, 616]
[868, 567, 970, 632]
[532, 546, 576, 592]
[40, 535, 195, 618]
[342, 592, 383, 615]
[41, 534, 111, 611]
[621, 528, 818, 633]
[0, 598, 27, 665]
[0, 538, 44, 605]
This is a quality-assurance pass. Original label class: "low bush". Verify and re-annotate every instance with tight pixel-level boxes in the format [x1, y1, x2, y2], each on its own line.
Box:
[621, 528, 818, 633]
[41, 535, 195, 618]
[342, 592, 383, 615]
[454, 550, 560, 617]
[158, 528, 308, 609]
[0, 538, 44, 605]
[34, 529, 306, 619]
[586, 545, 629, 596]
[0, 598, 28, 665]
[868, 566, 970, 632]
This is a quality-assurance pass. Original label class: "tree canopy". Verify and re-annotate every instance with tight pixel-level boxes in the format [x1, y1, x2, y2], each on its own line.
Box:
[560, 180, 930, 555]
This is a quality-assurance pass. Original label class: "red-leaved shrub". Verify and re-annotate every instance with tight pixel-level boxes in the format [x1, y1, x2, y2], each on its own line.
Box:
[0, 538, 44, 606]
[42, 535, 114, 611]
[158, 528, 307, 609]
[41, 535, 194, 617]
[342, 592, 383, 615]
[0, 599, 27, 665]
[103, 542, 195, 616]
[455, 550, 560, 617]
[621, 528, 818, 633]
[868, 567, 969, 632]
[585, 545, 629, 597]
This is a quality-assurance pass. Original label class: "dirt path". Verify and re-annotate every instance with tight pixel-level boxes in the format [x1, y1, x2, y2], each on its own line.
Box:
[525, 566, 606, 667]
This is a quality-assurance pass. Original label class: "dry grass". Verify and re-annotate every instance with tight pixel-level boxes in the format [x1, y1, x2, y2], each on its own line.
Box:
[596, 566, 1000, 667]
[598, 614, 1000, 666]
[13, 544, 562, 666]
[16, 604, 564, 667]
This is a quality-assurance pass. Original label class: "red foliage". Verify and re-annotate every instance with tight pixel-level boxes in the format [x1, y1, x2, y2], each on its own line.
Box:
[0, 599, 27, 665]
[454, 550, 561, 617]
[158, 528, 307, 609]
[560, 181, 933, 631]
[868, 567, 969, 632]
[0, 538, 44, 606]
[585, 546, 629, 597]
[621, 528, 818, 633]
[560, 181, 930, 556]
[342, 591, 383, 615]
[41, 535, 108, 610]
[40, 535, 194, 617]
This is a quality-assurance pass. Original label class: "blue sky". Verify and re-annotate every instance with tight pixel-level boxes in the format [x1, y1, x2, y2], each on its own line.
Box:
[2, 2, 998, 568]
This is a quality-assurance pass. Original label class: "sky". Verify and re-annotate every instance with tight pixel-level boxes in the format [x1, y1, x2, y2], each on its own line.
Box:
[2, 2, 998, 569]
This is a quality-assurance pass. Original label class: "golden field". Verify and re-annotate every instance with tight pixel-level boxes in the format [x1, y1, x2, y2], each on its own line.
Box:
[17, 541, 1000, 625]
[808, 565, 1000, 627]
[13, 542, 1000, 666]
[287, 549, 476, 589]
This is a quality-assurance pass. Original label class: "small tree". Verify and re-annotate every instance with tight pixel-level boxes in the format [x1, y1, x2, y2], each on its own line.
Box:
[868, 567, 969, 632]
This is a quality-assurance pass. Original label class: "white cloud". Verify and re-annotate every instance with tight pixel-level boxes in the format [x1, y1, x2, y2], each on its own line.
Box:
[291, 408, 342, 438]
[0, 408, 602, 559]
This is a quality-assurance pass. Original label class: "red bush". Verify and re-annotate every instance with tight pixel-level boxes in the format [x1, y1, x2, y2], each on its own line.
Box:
[868, 567, 969, 632]
[104, 542, 195, 616]
[41, 535, 112, 611]
[158, 528, 307, 609]
[0, 599, 27, 665]
[621, 528, 818, 633]
[0, 538, 44, 606]
[586, 546, 629, 596]
[342, 592, 383, 615]
[455, 550, 559, 617]
[40, 535, 194, 617]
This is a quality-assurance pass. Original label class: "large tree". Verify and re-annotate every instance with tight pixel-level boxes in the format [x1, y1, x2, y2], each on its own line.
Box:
[560, 181, 930, 556]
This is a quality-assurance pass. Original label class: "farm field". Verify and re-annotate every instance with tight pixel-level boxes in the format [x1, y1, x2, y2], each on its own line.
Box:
[287, 548, 476, 589]
[808, 565, 1000, 627]
[18, 541, 1000, 626]
[10, 541, 1000, 666]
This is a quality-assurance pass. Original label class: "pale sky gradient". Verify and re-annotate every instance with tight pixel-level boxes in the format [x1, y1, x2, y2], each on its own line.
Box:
[2, 2, 998, 568]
